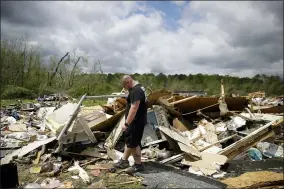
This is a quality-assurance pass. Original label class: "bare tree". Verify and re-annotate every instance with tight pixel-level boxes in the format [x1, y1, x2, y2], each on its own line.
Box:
[48, 52, 69, 86]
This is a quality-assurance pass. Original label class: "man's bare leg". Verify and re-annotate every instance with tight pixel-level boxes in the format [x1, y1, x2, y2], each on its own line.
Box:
[123, 144, 132, 160]
[132, 146, 142, 164]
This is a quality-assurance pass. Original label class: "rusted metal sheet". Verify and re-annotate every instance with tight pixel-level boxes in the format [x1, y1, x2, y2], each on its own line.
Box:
[175, 97, 249, 113]
[253, 105, 284, 114]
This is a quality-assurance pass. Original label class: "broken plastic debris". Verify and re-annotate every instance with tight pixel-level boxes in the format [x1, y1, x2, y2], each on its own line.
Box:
[6, 116, 17, 124]
[24, 183, 41, 188]
[188, 167, 204, 176]
[256, 142, 283, 158]
[68, 161, 90, 183]
[71, 176, 79, 180]
[212, 171, 227, 178]
[227, 116, 246, 131]
[37, 134, 48, 141]
[29, 166, 41, 174]
[247, 148, 263, 161]
[91, 169, 101, 177]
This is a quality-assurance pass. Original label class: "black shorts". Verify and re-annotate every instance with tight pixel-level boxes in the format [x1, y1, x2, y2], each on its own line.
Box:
[125, 121, 146, 148]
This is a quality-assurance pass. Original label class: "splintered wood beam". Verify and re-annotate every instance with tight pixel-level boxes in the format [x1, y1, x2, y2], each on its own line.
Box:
[169, 95, 197, 106]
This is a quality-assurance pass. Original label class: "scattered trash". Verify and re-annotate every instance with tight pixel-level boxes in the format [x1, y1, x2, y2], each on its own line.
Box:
[86, 163, 113, 170]
[1, 88, 283, 188]
[59, 181, 74, 188]
[24, 183, 41, 188]
[29, 166, 41, 174]
[41, 178, 61, 188]
[40, 162, 53, 173]
[91, 169, 101, 177]
[71, 176, 79, 180]
[68, 161, 90, 184]
[227, 116, 246, 131]
[247, 148, 263, 161]
[256, 142, 283, 158]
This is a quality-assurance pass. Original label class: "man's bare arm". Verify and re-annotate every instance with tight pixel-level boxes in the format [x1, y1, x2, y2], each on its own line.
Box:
[125, 100, 140, 125]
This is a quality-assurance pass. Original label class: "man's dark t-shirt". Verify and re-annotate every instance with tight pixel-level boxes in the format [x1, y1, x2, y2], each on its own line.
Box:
[125, 84, 147, 125]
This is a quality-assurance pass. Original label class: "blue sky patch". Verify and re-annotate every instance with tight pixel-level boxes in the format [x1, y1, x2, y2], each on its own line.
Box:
[146, 1, 189, 30]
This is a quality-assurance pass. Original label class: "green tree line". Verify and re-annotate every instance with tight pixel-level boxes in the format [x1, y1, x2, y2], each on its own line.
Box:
[1, 37, 283, 99]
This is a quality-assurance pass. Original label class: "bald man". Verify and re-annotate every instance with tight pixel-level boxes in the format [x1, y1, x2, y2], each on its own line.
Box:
[114, 75, 147, 174]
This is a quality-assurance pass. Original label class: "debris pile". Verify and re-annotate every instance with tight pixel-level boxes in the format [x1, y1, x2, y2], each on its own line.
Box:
[1, 82, 283, 188]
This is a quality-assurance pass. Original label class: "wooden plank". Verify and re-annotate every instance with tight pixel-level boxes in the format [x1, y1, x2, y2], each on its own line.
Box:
[170, 95, 197, 106]
[160, 153, 184, 164]
[156, 98, 182, 117]
[143, 139, 166, 147]
[1, 137, 56, 165]
[226, 130, 275, 160]
[147, 89, 172, 106]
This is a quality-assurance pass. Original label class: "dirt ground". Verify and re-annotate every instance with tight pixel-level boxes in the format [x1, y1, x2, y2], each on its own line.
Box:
[221, 171, 284, 188]
[17, 163, 145, 188]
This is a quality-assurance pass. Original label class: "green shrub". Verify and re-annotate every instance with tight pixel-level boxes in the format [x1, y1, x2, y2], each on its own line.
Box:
[1, 86, 36, 99]
[38, 85, 56, 96]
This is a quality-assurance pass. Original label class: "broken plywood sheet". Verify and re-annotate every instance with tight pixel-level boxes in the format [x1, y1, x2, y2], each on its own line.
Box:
[1, 137, 56, 165]
[182, 152, 227, 176]
[173, 118, 188, 132]
[83, 111, 108, 127]
[90, 110, 125, 131]
[37, 107, 56, 120]
[75, 116, 97, 143]
[72, 111, 107, 133]
[105, 117, 125, 148]
[159, 126, 193, 147]
[178, 142, 201, 157]
[61, 131, 93, 144]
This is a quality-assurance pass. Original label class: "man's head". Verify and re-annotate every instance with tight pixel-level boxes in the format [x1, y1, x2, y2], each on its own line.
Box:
[122, 75, 133, 90]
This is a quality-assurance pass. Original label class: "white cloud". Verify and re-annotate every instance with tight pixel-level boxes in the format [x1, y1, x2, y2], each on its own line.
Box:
[171, 1, 187, 6]
[1, 1, 283, 77]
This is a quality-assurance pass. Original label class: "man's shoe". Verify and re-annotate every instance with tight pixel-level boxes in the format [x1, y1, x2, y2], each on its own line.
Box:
[126, 163, 144, 175]
[113, 158, 130, 169]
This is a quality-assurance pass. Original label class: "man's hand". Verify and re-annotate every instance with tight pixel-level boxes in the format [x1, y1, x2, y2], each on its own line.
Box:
[122, 124, 128, 131]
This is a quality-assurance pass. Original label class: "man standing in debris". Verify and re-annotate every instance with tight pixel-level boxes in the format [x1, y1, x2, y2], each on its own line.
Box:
[114, 75, 147, 174]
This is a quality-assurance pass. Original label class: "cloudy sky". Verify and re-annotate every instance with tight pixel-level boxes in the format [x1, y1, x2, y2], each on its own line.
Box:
[1, 1, 283, 77]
